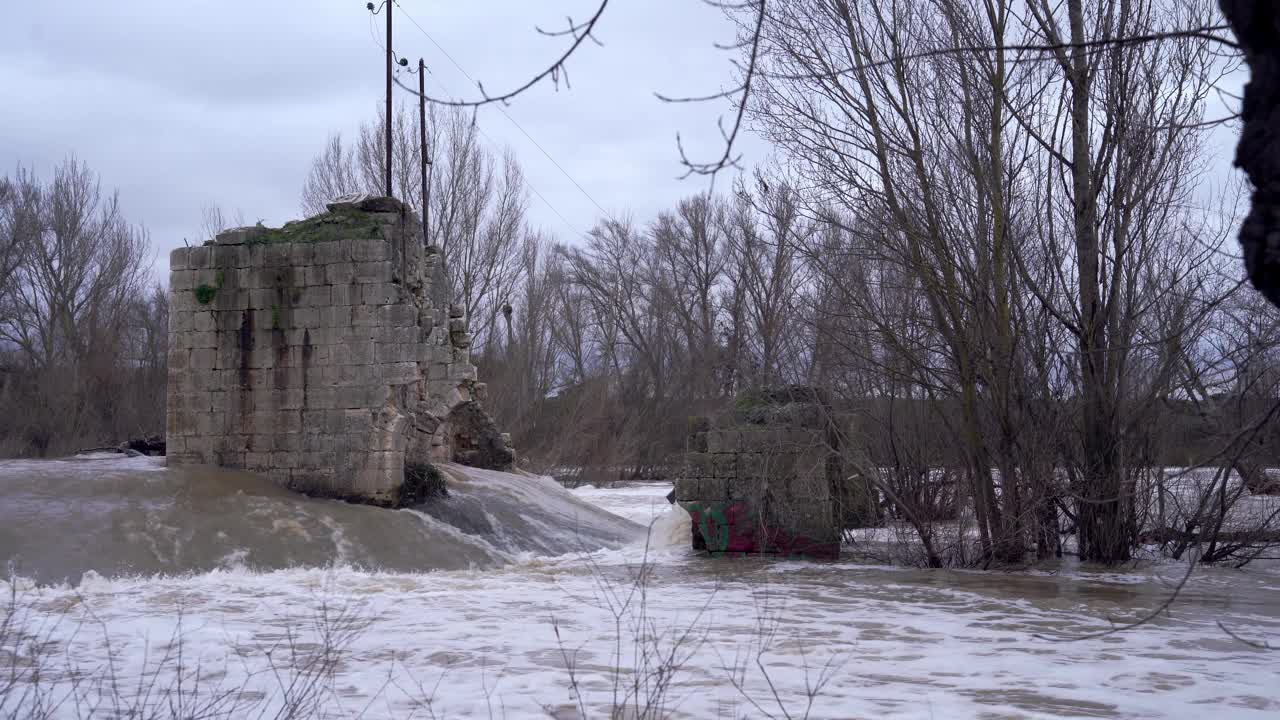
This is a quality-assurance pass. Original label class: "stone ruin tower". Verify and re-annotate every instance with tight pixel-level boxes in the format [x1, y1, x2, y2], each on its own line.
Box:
[165, 196, 514, 506]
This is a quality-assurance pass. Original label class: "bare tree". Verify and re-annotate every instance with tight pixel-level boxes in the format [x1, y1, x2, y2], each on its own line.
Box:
[301, 104, 533, 346]
[0, 176, 27, 306]
[0, 158, 154, 455]
[725, 180, 810, 389]
[0, 159, 149, 371]
[651, 192, 728, 398]
[716, 0, 1237, 565]
[199, 203, 247, 243]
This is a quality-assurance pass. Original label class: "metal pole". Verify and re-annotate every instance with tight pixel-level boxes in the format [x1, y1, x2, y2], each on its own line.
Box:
[384, 0, 393, 198]
[419, 58, 430, 247]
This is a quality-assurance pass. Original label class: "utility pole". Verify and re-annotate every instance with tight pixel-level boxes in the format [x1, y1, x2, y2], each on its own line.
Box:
[384, 0, 393, 198]
[419, 58, 430, 247]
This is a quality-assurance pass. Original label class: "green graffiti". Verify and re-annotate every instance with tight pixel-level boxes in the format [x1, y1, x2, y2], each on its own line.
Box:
[686, 501, 732, 552]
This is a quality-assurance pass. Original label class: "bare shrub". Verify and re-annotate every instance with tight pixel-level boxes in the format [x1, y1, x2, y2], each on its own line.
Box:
[0, 574, 369, 720]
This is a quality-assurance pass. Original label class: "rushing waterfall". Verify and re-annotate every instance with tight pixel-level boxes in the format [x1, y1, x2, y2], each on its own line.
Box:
[0, 455, 642, 584]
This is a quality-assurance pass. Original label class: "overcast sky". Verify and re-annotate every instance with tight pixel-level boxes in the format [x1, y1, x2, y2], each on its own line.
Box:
[0, 0, 762, 279]
[1, 0, 1248, 286]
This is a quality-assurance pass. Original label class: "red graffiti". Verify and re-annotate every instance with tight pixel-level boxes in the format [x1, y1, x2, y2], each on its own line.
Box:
[681, 501, 839, 560]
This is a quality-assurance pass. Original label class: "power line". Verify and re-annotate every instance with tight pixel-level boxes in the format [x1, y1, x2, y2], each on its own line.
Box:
[366, 3, 584, 237]
[379, 8, 585, 239]
[381, 55, 586, 238]
[384, 65, 584, 239]
[473, 122, 585, 238]
[393, 1, 617, 225]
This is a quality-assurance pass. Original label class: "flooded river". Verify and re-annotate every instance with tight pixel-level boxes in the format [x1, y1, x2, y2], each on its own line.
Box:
[1, 457, 1277, 718]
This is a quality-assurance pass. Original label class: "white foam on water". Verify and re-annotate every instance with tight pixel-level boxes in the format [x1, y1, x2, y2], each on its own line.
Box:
[5, 554, 1278, 719]
[217, 547, 251, 571]
[64, 453, 168, 471]
[571, 481, 676, 526]
[646, 500, 693, 549]
[399, 508, 516, 564]
[316, 515, 354, 564]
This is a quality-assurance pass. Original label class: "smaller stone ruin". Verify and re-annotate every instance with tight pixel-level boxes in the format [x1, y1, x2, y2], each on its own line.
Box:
[676, 386, 877, 559]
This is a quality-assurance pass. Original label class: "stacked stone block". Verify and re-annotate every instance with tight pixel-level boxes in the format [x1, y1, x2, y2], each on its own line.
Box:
[166, 196, 512, 506]
[676, 387, 845, 557]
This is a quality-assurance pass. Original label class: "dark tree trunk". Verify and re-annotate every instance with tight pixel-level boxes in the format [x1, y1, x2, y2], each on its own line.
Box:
[1219, 2, 1280, 309]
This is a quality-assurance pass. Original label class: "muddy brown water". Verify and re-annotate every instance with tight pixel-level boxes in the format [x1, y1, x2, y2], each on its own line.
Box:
[1, 458, 1278, 718]
[0, 455, 642, 583]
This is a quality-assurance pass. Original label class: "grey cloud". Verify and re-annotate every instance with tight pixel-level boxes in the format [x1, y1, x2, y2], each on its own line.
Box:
[0, 0, 761, 279]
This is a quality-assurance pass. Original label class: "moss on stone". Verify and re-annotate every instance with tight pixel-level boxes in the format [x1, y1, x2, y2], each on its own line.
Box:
[193, 270, 225, 305]
[246, 208, 386, 245]
[194, 284, 218, 304]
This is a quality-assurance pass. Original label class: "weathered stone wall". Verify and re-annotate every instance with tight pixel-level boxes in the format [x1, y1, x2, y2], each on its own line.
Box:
[166, 196, 512, 505]
[675, 387, 873, 558]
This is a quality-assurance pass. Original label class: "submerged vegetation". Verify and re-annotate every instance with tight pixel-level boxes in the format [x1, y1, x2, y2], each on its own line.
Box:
[401, 462, 448, 505]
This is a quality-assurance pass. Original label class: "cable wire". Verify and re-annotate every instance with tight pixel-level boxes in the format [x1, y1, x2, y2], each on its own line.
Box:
[369, 3, 586, 239]
[394, 1, 616, 224]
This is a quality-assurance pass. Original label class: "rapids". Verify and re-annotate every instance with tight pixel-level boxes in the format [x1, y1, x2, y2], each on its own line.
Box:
[0, 455, 643, 583]
[1, 456, 1278, 718]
